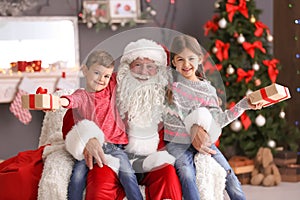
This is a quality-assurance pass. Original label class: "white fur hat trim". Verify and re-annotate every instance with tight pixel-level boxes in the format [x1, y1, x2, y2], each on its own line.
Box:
[120, 39, 167, 67]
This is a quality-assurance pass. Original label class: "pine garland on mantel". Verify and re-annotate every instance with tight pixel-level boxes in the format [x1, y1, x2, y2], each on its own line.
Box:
[0, 0, 38, 16]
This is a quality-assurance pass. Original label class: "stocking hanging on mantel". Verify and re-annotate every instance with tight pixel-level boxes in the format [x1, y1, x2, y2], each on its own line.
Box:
[9, 77, 36, 125]
[56, 76, 76, 91]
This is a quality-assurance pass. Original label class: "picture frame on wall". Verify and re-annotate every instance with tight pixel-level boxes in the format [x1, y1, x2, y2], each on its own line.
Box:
[82, 0, 110, 23]
[109, 0, 141, 20]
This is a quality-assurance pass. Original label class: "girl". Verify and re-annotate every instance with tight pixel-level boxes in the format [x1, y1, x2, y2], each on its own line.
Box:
[164, 34, 262, 200]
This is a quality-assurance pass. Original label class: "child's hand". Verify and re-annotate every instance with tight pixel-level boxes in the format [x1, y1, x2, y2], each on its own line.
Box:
[60, 97, 69, 107]
[42, 109, 56, 113]
[247, 97, 263, 110]
[191, 125, 216, 155]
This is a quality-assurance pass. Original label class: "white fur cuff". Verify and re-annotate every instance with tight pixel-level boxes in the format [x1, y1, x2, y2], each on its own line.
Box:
[184, 107, 221, 143]
[142, 151, 175, 172]
[65, 120, 105, 160]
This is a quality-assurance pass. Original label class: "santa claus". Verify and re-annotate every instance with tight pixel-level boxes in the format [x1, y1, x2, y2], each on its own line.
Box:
[63, 39, 182, 199]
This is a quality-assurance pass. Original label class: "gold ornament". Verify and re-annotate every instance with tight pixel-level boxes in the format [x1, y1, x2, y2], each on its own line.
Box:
[250, 15, 256, 23]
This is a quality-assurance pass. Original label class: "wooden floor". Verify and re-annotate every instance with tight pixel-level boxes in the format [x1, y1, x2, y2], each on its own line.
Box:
[242, 182, 300, 200]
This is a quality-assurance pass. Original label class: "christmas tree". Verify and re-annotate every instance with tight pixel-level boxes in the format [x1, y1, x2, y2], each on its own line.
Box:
[203, 0, 300, 158]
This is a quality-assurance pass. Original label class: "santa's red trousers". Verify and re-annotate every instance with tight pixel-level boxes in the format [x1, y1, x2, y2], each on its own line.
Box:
[86, 164, 182, 200]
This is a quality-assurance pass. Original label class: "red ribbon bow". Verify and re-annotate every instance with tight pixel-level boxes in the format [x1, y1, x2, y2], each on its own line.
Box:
[226, 0, 249, 22]
[262, 59, 279, 83]
[242, 41, 266, 58]
[216, 64, 223, 71]
[254, 21, 269, 37]
[203, 53, 215, 74]
[36, 87, 48, 94]
[228, 102, 251, 130]
[204, 15, 219, 36]
[240, 112, 251, 130]
[236, 68, 254, 83]
[215, 40, 230, 62]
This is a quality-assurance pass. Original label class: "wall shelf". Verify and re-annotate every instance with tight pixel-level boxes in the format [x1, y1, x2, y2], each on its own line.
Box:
[0, 70, 80, 103]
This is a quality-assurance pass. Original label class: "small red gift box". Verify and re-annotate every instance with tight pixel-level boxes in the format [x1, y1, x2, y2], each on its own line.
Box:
[248, 83, 291, 107]
[17, 61, 27, 72]
[21, 87, 59, 110]
[32, 60, 42, 72]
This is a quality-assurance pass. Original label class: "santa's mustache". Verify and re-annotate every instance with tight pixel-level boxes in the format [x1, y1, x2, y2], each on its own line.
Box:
[130, 72, 151, 80]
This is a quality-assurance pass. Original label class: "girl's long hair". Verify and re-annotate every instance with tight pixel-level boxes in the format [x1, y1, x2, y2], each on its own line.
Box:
[167, 35, 206, 104]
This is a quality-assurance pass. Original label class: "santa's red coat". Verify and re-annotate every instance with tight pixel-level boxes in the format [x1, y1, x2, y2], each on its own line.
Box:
[62, 108, 182, 200]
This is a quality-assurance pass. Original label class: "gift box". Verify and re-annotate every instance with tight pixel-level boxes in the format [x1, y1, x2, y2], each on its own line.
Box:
[22, 94, 59, 110]
[279, 164, 300, 182]
[229, 156, 254, 174]
[21, 87, 59, 110]
[32, 60, 42, 72]
[248, 83, 291, 107]
[274, 151, 297, 167]
[17, 61, 27, 72]
[229, 156, 254, 184]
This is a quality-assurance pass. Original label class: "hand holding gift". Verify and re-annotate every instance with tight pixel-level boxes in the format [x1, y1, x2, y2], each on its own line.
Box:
[247, 83, 291, 108]
[21, 87, 60, 110]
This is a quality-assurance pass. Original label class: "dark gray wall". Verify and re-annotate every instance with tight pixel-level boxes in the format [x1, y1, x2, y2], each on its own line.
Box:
[0, 0, 273, 159]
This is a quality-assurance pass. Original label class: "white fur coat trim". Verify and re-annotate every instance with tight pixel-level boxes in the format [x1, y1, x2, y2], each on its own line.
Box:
[125, 133, 159, 156]
[65, 119, 105, 160]
[142, 150, 175, 172]
[184, 107, 221, 143]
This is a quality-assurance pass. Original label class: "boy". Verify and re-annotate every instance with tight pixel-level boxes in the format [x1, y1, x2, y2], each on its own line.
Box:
[60, 50, 142, 200]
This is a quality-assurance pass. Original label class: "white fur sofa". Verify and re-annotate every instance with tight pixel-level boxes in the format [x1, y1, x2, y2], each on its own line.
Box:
[37, 89, 229, 200]
[38, 89, 76, 199]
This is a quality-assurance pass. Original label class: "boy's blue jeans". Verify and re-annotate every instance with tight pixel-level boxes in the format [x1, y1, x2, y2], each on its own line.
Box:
[167, 143, 246, 200]
[68, 143, 143, 200]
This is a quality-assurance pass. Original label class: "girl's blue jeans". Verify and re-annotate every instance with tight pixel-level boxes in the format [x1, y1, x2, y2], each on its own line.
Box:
[167, 142, 246, 200]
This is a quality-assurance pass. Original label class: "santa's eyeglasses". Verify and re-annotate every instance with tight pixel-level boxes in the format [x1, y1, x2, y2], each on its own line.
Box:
[130, 61, 158, 73]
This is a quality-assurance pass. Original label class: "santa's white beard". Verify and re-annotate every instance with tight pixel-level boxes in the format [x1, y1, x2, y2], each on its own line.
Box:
[117, 63, 167, 128]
